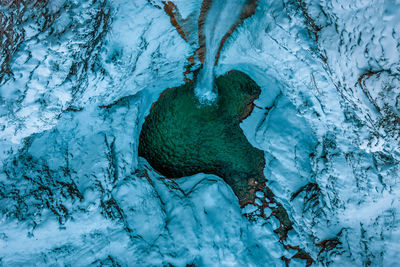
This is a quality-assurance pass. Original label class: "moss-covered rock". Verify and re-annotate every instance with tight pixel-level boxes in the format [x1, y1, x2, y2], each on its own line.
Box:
[139, 70, 265, 205]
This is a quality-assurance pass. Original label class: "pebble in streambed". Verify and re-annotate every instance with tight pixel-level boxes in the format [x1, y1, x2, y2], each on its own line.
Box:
[139, 70, 265, 206]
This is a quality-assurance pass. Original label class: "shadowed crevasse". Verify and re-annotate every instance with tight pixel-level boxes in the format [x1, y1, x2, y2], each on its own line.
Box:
[139, 70, 265, 205]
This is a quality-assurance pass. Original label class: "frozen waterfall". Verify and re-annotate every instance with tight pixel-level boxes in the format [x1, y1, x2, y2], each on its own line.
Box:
[195, 0, 246, 103]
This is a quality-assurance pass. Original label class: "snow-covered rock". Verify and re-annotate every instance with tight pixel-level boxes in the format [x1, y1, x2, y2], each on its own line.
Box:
[1, 0, 399, 265]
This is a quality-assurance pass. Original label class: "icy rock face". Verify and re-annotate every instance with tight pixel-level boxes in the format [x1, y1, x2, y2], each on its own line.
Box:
[0, 0, 400, 266]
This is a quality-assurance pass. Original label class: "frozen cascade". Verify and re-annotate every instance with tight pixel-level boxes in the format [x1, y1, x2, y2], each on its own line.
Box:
[195, 0, 246, 103]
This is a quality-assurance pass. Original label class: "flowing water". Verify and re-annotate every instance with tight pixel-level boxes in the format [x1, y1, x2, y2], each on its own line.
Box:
[195, 0, 246, 103]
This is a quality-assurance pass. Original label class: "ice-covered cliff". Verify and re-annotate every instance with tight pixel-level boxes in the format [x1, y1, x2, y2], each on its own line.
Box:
[0, 0, 399, 266]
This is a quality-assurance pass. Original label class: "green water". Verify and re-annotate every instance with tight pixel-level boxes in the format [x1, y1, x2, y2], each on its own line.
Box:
[139, 70, 265, 205]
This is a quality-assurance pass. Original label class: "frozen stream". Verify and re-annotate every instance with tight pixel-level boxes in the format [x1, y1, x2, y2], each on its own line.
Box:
[195, 0, 246, 102]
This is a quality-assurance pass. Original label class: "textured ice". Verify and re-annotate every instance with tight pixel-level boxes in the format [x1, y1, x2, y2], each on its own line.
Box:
[1, 0, 400, 266]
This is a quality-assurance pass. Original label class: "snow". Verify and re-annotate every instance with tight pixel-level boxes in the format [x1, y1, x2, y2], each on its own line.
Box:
[218, 0, 400, 264]
[1, 0, 400, 265]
